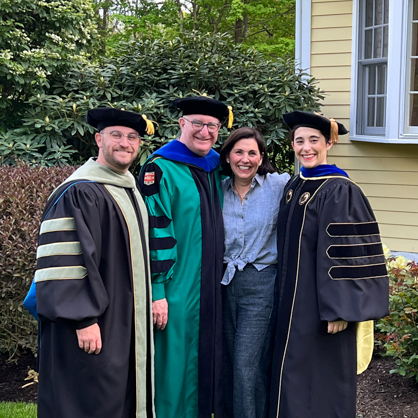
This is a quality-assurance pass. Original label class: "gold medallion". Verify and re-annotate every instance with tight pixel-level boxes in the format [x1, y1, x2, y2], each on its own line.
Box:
[299, 192, 310, 205]
[286, 189, 293, 203]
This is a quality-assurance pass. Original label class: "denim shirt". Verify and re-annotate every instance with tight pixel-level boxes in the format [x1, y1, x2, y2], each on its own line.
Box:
[221, 172, 290, 285]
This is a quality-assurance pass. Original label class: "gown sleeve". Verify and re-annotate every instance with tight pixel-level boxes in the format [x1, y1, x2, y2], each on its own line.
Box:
[314, 179, 389, 323]
[138, 160, 177, 301]
[35, 184, 109, 329]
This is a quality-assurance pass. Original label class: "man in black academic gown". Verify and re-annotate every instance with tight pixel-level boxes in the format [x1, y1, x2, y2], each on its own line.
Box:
[34, 108, 155, 418]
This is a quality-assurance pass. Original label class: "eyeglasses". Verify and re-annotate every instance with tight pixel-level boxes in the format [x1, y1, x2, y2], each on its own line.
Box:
[183, 117, 221, 133]
[101, 130, 141, 143]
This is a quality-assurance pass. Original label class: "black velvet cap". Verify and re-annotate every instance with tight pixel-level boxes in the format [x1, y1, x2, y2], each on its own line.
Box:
[283, 111, 348, 139]
[86, 108, 147, 135]
[173, 96, 229, 122]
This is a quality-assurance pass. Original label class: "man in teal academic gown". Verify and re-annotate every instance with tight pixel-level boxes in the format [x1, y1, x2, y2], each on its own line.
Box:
[138, 97, 233, 418]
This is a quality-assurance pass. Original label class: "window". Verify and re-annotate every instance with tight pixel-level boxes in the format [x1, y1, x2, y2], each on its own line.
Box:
[406, 0, 418, 133]
[357, 0, 389, 135]
[351, 0, 418, 143]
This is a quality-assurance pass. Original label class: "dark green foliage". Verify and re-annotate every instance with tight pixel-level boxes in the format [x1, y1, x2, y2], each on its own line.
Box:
[0, 0, 98, 128]
[376, 259, 418, 381]
[1, 32, 323, 171]
[0, 163, 77, 356]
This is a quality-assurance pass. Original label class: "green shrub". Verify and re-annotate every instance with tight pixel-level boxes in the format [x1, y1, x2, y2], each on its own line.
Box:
[0, 0, 98, 127]
[376, 255, 418, 380]
[0, 163, 76, 356]
[1, 31, 323, 171]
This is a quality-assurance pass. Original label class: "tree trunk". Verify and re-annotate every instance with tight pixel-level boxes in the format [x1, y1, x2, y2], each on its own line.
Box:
[193, 2, 199, 31]
[235, 18, 244, 43]
[175, 0, 184, 33]
[235, 12, 248, 44]
[234, 0, 248, 44]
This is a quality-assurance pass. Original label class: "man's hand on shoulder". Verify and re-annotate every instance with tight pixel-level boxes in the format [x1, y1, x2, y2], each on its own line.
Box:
[76, 323, 102, 354]
[153, 298, 168, 330]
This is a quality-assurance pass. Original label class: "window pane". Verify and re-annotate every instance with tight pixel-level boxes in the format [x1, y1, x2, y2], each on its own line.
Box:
[365, 29, 373, 59]
[368, 65, 376, 94]
[410, 94, 418, 126]
[374, 27, 382, 58]
[367, 98, 376, 126]
[366, 0, 374, 27]
[411, 58, 418, 92]
[375, 0, 383, 25]
[383, 26, 388, 57]
[384, 0, 389, 24]
[414, 0, 418, 21]
[377, 64, 387, 94]
[412, 23, 418, 57]
[357, 0, 388, 135]
[376, 97, 385, 127]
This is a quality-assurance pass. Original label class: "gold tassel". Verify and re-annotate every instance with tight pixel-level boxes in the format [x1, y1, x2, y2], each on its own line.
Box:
[192, 89, 207, 97]
[315, 112, 339, 143]
[142, 114, 155, 135]
[329, 118, 339, 143]
[227, 106, 233, 129]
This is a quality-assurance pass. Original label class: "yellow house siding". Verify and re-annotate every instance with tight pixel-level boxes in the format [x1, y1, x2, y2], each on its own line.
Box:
[329, 156, 418, 172]
[309, 0, 418, 254]
[311, 27, 352, 41]
[373, 211, 418, 226]
[312, 66, 352, 79]
[321, 92, 351, 106]
[311, 53, 352, 66]
[348, 170, 417, 185]
[311, 40, 352, 54]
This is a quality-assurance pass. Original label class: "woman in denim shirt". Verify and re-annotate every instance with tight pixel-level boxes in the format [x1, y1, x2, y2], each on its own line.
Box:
[219, 127, 290, 418]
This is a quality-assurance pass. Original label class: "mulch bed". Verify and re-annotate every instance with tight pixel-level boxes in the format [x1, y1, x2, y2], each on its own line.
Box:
[1, 353, 418, 416]
[357, 356, 418, 417]
[0, 352, 37, 403]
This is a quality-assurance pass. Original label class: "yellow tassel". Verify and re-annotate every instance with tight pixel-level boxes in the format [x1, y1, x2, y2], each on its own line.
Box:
[314, 112, 338, 143]
[227, 106, 233, 129]
[142, 114, 155, 135]
[329, 118, 339, 143]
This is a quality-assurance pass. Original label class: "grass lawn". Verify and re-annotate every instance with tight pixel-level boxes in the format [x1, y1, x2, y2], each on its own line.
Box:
[0, 402, 36, 418]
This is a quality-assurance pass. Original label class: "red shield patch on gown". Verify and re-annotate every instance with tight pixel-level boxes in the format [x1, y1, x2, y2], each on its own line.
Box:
[144, 172, 155, 185]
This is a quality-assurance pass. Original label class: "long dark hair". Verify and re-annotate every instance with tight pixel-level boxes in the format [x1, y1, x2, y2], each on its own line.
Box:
[220, 127, 276, 176]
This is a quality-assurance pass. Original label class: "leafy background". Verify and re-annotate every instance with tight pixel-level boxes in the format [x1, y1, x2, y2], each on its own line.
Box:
[0, 0, 323, 357]
[0, 0, 311, 173]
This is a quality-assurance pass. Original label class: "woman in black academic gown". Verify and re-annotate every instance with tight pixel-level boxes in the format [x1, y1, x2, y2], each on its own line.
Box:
[269, 111, 389, 418]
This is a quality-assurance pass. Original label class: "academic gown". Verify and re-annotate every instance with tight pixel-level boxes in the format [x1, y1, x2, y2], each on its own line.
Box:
[35, 159, 154, 418]
[138, 140, 224, 418]
[269, 166, 389, 418]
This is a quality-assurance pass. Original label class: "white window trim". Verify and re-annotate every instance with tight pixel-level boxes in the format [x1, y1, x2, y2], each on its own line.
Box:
[350, 0, 418, 144]
[294, 0, 312, 172]
[403, 0, 418, 135]
[295, 0, 311, 75]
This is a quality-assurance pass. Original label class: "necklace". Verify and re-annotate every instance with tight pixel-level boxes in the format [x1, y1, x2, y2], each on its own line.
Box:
[233, 183, 251, 204]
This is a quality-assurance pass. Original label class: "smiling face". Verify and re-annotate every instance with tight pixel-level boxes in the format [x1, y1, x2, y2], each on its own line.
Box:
[178, 114, 221, 156]
[291, 126, 333, 169]
[95, 125, 141, 173]
[227, 138, 263, 184]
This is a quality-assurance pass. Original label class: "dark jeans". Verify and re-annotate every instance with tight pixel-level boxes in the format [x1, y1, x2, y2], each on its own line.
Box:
[222, 264, 277, 418]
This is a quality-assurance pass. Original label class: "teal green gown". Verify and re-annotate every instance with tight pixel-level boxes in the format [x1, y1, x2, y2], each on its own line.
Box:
[138, 140, 224, 418]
